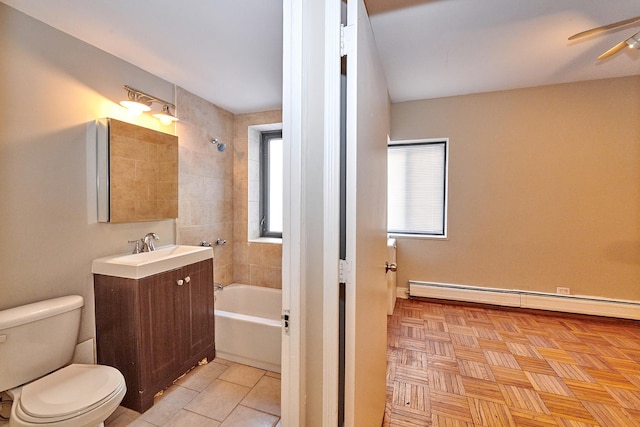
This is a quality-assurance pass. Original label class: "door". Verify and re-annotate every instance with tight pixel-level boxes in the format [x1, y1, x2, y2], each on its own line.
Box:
[139, 268, 182, 390]
[343, 0, 390, 425]
[180, 259, 215, 367]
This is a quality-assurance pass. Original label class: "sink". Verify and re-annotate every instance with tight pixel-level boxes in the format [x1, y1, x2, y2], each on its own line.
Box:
[92, 245, 214, 279]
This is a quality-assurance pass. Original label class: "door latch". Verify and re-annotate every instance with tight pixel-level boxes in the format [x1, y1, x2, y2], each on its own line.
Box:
[282, 310, 290, 335]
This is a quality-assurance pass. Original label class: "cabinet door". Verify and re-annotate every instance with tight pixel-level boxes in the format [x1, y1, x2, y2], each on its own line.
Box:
[139, 268, 182, 392]
[178, 259, 215, 365]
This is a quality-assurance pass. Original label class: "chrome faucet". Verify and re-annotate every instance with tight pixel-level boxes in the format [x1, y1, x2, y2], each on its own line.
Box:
[142, 233, 159, 252]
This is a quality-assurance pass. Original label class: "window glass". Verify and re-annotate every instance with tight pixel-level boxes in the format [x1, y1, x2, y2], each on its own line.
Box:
[388, 140, 448, 236]
[260, 131, 283, 238]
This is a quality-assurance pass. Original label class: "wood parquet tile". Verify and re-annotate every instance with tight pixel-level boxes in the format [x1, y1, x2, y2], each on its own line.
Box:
[383, 298, 640, 427]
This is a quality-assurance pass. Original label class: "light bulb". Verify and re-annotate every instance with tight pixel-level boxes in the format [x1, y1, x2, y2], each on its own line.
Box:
[152, 104, 179, 125]
[120, 91, 151, 115]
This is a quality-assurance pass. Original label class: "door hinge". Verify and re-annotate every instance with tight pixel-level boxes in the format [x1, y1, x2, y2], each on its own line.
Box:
[339, 259, 352, 284]
[340, 24, 355, 57]
[282, 310, 290, 335]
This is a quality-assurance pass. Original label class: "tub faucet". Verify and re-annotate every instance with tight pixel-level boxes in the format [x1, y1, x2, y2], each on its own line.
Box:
[142, 233, 159, 252]
[214, 283, 224, 291]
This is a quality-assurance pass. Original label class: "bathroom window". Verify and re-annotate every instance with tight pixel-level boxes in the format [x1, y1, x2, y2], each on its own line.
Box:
[388, 139, 448, 237]
[260, 130, 283, 238]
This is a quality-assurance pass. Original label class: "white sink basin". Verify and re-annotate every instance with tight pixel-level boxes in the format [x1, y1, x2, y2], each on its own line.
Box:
[92, 245, 214, 279]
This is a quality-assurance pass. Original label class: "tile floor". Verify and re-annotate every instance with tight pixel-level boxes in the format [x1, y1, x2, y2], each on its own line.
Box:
[105, 358, 281, 427]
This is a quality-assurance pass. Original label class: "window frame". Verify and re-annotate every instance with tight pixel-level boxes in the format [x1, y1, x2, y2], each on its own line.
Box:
[259, 130, 284, 238]
[387, 138, 449, 239]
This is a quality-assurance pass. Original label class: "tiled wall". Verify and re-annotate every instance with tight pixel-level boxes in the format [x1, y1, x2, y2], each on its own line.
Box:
[174, 89, 281, 288]
[233, 110, 283, 288]
[176, 87, 235, 284]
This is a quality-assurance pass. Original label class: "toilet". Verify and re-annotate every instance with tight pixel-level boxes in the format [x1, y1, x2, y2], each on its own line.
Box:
[0, 295, 126, 427]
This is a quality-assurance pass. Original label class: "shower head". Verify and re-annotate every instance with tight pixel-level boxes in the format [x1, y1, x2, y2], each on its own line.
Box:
[210, 137, 226, 152]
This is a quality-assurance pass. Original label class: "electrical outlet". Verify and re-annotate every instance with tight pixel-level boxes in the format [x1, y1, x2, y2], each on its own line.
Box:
[556, 287, 570, 295]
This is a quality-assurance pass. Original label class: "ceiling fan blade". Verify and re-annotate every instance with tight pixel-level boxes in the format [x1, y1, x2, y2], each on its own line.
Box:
[597, 39, 629, 60]
[569, 15, 640, 40]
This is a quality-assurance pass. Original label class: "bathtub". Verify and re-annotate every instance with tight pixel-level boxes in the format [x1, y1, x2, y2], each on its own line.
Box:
[214, 284, 282, 373]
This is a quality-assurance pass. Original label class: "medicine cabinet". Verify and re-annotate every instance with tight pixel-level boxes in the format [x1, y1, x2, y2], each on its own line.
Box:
[97, 118, 178, 223]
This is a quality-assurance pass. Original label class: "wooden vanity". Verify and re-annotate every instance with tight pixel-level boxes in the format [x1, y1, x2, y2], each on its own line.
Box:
[93, 255, 215, 413]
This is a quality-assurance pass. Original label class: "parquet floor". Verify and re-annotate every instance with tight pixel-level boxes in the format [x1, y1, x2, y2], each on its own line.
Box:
[383, 298, 640, 426]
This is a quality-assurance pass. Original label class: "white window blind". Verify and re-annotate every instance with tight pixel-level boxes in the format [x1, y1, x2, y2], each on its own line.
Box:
[388, 140, 448, 236]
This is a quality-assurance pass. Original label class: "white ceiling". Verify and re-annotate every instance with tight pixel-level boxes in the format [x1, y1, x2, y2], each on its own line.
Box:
[370, 0, 640, 103]
[2, 0, 640, 114]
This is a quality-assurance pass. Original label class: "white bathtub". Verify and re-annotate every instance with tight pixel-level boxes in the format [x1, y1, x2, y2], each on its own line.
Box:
[214, 284, 282, 373]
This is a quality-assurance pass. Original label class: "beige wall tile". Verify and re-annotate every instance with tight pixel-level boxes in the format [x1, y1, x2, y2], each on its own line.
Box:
[263, 245, 282, 267]
[248, 243, 264, 265]
[234, 264, 250, 284]
[176, 87, 234, 284]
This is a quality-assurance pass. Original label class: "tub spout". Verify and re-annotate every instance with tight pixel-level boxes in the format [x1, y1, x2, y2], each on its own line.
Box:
[214, 283, 223, 291]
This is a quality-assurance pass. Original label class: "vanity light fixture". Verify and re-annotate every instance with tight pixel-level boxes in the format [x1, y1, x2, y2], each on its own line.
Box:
[119, 89, 151, 115]
[120, 85, 179, 124]
[152, 104, 179, 125]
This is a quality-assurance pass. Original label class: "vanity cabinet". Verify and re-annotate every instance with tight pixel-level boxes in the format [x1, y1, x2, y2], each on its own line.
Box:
[94, 259, 215, 413]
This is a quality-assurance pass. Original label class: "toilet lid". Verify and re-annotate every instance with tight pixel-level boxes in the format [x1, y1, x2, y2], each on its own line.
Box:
[19, 364, 124, 419]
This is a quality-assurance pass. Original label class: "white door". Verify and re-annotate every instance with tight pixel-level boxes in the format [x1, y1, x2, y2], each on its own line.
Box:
[344, 0, 390, 425]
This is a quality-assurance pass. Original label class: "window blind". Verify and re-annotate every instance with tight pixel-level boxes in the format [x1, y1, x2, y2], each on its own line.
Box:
[388, 141, 447, 236]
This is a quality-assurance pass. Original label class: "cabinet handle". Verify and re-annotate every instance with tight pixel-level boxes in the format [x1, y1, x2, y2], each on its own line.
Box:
[184, 276, 191, 284]
[176, 279, 184, 286]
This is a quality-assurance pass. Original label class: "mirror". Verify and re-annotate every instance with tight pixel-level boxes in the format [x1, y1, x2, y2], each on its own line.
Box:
[97, 118, 178, 223]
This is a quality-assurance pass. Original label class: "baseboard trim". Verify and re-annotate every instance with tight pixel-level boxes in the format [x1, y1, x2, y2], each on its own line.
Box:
[409, 281, 640, 321]
[396, 287, 409, 299]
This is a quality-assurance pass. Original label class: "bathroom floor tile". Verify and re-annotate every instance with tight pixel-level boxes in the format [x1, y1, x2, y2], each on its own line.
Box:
[125, 419, 156, 427]
[105, 406, 141, 427]
[140, 385, 198, 425]
[241, 376, 281, 417]
[184, 379, 251, 421]
[213, 357, 234, 366]
[219, 405, 279, 427]
[163, 409, 221, 427]
[175, 361, 230, 392]
[218, 363, 266, 388]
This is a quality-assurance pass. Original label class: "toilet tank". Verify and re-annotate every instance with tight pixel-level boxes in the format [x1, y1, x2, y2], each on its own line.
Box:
[0, 295, 84, 391]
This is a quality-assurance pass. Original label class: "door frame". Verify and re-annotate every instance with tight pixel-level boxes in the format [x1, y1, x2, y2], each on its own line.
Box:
[281, 0, 304, 425]
[322, 0, 343, 425]
[282, 0, 344, 425]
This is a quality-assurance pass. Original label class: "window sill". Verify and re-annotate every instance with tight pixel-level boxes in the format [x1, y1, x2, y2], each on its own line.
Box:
[388, 233, 448, 241]
[248, 237, 283, 245]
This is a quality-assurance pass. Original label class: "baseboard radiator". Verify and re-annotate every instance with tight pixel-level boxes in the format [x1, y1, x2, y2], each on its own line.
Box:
[409, 281, 640, 321]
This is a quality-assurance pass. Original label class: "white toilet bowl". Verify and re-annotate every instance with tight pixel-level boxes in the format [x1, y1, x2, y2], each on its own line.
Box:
[7, 364, 126, 427]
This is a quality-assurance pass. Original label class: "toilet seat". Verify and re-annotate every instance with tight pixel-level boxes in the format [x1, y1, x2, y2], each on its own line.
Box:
[12, 364, 126, 424]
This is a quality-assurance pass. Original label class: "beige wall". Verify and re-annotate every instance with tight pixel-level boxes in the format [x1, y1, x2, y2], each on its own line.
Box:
[0, 3, 177, 343]
[391, 76, 640, 301]
[0, 4, 243, 352]
[232, 110, 283, 288]
[176, 88, 235, 284]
